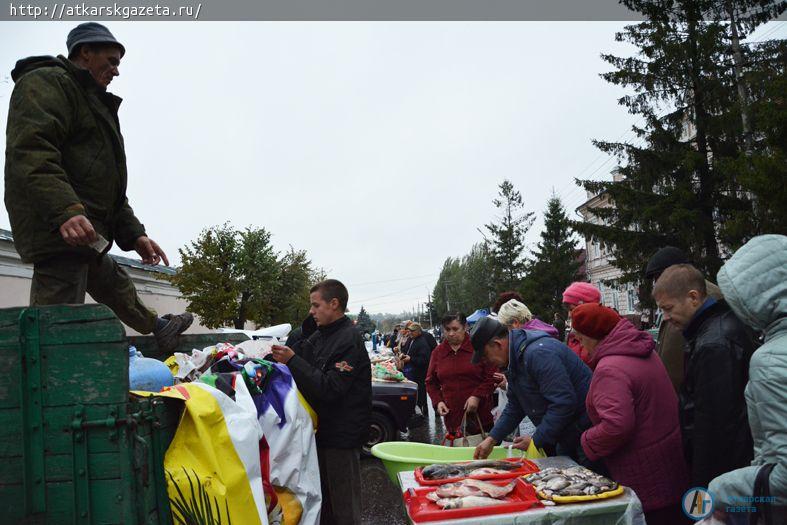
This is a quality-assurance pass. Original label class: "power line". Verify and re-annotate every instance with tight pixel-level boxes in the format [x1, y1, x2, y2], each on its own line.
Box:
[361, 294, 432, 310]
[348, 281, 434, 306]
[346, 272, 439, 287]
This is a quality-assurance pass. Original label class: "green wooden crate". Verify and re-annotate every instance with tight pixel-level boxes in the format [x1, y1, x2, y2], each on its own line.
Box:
[0, 305, 181, 525]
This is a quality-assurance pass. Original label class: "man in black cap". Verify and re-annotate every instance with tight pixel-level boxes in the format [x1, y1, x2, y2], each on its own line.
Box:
[4, 23, 192, 350]
[645, 246, 723, 392]
[469, 316, 594, 467]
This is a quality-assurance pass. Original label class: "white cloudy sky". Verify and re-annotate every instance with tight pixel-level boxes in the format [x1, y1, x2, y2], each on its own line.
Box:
[1, 21, 784, 315]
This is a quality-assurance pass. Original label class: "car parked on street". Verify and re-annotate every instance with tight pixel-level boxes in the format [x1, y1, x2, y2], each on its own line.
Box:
[367, 379, 418, 455]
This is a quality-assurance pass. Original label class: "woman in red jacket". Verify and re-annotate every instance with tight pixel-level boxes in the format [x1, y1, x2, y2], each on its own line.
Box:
[571, 303, 689, 525]
[426, 313, 498, 439]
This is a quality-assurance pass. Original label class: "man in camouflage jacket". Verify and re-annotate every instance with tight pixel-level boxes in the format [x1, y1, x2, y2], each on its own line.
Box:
[4, 23, 191, 349]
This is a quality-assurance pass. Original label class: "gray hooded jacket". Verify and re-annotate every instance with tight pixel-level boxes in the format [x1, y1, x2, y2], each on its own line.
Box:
[709, 235, 787, 516]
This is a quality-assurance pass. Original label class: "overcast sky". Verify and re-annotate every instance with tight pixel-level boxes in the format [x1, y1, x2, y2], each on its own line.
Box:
[1, 21, 784, 315]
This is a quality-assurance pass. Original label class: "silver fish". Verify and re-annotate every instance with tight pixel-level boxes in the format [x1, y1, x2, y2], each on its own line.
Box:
[422, 460, 520, 480]
[467, 467, 510, 476]
[462, 479, 517, 498]
[436, 496, 509, 509]
[435, 482, 486, 498]
[545, 477, 570, 491]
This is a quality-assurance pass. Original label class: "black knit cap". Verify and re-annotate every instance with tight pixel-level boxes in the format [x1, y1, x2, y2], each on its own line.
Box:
[67, 22, 125, 57]
[469, 316, 504, 364]
[645, 246, 690, 279]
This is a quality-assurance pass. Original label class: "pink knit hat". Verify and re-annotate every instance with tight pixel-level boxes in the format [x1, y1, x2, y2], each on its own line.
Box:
[562, 282, 601, 305]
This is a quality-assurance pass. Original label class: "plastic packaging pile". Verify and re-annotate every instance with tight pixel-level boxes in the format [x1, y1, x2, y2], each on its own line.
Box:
[372, 357, 405, 382]
[165, 339, 280, 383]
[141, 341, 322, 525]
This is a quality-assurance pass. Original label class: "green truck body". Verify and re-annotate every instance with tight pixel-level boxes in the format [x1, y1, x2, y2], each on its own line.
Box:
[0, 304, 248, 525]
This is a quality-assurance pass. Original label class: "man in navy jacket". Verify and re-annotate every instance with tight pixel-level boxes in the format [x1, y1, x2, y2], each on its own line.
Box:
[472, 316, 594, 465]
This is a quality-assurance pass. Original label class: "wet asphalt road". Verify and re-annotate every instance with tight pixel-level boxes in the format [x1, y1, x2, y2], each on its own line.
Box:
[360, 403, 445, 524]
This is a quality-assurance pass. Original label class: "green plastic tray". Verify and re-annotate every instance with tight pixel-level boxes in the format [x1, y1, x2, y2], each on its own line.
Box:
[371, 441, 522, 485]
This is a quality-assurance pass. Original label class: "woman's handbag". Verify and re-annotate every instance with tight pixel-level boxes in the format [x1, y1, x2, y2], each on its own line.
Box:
[441, 411, 487, 447]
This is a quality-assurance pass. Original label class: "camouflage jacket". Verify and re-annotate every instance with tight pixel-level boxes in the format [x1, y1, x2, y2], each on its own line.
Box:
[4, 55, 145, 263]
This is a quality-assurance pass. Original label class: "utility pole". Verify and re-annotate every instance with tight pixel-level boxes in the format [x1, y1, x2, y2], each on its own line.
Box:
[444, 281, 451, 311]
[427, 292, 434, 329]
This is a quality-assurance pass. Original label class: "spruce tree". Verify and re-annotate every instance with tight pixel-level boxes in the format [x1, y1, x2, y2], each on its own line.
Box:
[571, 0, 785, 301]
[522, 194, 581, 320]
[356, 306, 375, 334]
[485, 180, 534, 293]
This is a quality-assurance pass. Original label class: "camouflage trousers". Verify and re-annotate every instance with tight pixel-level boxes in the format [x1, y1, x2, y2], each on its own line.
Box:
[30, 252, 158, 334]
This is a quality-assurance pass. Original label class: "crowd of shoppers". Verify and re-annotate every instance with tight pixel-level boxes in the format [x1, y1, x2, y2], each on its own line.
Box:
[270, 234, 783, 524]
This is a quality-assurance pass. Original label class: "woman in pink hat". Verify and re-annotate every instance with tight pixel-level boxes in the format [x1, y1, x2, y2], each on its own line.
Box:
[561, 282, 601, 366]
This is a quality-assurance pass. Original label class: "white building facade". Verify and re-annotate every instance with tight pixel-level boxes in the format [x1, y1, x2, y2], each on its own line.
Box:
[575, 176, 641, 318]
[0, 228, 210, 335]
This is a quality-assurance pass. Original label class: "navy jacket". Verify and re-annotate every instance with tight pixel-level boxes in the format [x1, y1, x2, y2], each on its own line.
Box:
[490, 329, 592, 450]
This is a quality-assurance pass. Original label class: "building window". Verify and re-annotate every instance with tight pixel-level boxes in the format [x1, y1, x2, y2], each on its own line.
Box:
[627, 286, 636, 312]
[612, 287, 620, 311]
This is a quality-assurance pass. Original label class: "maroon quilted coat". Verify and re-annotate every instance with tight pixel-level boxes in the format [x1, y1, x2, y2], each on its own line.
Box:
[581, 319, 689, 512]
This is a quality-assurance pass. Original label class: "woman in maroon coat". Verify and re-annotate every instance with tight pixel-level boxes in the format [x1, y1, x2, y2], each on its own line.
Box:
[571, 303, 689, 525]
[426, 313, 498, 437]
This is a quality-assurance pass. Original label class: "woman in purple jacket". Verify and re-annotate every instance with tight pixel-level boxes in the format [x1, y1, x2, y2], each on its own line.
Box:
[570, 303, 689, 525]
[496, 298, 561, 339]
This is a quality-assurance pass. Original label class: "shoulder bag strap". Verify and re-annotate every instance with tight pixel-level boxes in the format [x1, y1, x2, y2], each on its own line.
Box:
[751, 463, 775, 525]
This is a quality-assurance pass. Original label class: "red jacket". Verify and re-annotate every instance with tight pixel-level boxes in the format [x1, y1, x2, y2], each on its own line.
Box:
[581, 319, 688, 512]
[426, 334, 497, 434]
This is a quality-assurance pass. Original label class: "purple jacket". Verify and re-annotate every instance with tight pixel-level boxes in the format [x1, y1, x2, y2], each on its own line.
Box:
[581, 319, 688, 512]
[523, 319, 560, 339]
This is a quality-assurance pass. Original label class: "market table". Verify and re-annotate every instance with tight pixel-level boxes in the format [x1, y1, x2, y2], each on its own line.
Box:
[398, 456, 646, 525]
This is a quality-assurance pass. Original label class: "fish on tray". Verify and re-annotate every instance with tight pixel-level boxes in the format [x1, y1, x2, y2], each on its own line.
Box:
[467, 467, 511, 476]
[436, 496, 510, 509]
[429, 483, 484, 500]
[430, 479, 517, 500]
[462, 478, 517, 498]
[421, 459, 521, 480]
[524, 466, 618, 498]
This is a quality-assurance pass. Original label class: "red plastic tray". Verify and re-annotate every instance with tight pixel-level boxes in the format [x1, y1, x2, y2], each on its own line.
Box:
[414, 458, 540, 486]
[404, 478, 542, 523]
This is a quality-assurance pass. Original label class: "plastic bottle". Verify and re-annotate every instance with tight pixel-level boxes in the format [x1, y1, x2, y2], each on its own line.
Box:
[128, 346, 174, 391]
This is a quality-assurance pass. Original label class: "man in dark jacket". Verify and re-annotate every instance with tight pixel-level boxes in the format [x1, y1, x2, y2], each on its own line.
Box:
[271, 279, 371, 525]
[4, 23, 191, 350]
[470, 317, 594, 466]
[423, 329, 438, 351]
[653, 264, 757, 488]
[401, 322, 432, 417]
[645, 247, 723, 393]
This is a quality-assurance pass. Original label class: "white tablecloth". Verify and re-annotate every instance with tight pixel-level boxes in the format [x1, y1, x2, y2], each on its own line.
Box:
[398, 457, 646, 525]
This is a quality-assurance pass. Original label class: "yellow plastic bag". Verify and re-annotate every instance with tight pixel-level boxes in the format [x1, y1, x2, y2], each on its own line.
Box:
[526, 439, 547, 459]
[155, 383, 269, 525]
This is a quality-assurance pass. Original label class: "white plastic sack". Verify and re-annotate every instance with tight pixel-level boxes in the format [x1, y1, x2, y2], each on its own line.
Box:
[255, 364, 322, 525]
